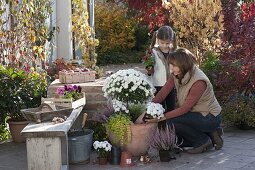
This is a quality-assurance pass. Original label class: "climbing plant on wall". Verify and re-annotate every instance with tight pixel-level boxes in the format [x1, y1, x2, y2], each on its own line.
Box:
[72, 0, 99, 68]
[0, 0, 53, 70]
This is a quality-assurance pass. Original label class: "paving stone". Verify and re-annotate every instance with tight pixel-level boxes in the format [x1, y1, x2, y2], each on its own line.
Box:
[1, 127, 255, 170]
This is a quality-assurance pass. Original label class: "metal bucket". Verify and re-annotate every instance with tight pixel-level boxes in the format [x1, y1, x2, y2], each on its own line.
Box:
[68, 129, 94, 164]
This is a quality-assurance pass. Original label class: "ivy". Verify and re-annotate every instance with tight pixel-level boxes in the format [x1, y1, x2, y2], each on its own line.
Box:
[72, 0, 99, 68]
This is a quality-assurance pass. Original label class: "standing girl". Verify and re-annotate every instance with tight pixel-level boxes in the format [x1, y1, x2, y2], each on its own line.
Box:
[145, 26, 177, 126]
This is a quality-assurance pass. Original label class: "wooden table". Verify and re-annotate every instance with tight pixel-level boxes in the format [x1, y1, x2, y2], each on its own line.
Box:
[21, 106, 83, 170]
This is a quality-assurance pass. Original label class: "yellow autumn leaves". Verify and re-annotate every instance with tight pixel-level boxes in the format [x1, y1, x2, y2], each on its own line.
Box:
[95, 2, 136, 54]
[164, 0, 223, 65]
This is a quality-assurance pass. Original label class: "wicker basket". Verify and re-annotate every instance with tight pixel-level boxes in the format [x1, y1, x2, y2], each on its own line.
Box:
[21, 103, 73, 123]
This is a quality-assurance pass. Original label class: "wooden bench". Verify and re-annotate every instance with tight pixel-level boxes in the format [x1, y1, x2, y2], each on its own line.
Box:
[21, 106, 83, 170]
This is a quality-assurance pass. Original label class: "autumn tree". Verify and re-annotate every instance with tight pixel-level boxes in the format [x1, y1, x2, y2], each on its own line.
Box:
[163, 0, 223, 65]
[217, 0, 255, 95]
[119, 0, 169, 32]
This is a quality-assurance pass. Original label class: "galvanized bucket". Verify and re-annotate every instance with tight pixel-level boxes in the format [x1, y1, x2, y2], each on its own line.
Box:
[68, 129, 94, 164]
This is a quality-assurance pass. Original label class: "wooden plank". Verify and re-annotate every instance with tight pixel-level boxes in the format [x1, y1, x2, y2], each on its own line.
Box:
[22, 106, 83, 138]
[27, 137, 62, 170]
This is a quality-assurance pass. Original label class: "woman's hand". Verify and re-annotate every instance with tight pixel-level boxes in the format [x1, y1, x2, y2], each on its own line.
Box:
[135, 111, 146, 124]
[145, 117, 166, 123]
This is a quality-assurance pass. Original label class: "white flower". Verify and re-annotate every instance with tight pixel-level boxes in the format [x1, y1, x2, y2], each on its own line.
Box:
[146, 102, 165, 119]
[93, 140, 112, 152]
[102, 69, 156, 113]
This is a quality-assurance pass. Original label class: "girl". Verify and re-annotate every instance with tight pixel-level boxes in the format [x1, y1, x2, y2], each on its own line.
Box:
[146, 26, 177, 128]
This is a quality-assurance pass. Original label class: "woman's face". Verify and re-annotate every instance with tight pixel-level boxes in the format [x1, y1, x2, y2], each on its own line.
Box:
[169, 64, 181, 76]
[157, 39, 173, 53]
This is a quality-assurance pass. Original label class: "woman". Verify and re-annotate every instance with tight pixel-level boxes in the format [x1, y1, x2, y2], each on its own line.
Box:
[137, 48, 223, 154]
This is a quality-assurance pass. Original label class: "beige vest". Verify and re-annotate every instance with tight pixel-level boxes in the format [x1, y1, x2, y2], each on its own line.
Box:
[150, 48, 170, 86]
[174, 66, 221, 117]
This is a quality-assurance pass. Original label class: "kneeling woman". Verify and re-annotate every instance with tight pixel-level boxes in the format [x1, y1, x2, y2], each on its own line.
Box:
[138, 48, 223, 153]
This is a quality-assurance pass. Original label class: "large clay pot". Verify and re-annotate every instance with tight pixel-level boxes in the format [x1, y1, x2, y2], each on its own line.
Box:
[108, 123, 157, 156]
[8, 120, 29, 143]
[124, 123, 157, 156]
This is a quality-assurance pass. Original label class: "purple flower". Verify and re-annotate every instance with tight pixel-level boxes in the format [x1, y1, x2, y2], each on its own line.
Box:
[73, 85, 78, 90]
[57, 87, 65, 96]
[77, 86, 82, 93]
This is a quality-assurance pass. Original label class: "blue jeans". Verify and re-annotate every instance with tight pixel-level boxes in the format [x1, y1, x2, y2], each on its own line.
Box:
[155, 86, 175, 112]
[167, 112, 221, 147]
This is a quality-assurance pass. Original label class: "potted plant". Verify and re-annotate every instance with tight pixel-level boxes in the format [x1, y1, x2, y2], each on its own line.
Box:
[142, 102, 165, 122]
[222, 93, 255, 130]
[93, 140, 112, 165]
[150, 124, 182, 162]
[104, 113, 132, 147]
[102, 69, 157, 156]
[42, 84, 85, 109]
[0, 65, 47, 142]
[142, 49, 155, 76]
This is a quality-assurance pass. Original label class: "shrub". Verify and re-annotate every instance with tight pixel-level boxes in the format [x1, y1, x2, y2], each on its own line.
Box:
[221, 93, 255, 129]
[200, 51, 222, 89]
[95, 2, 136, 56]
[217, 0, 255, 97]
[119, 0, 169, 32]
[164, 0, 223, 65]
[0, 65, 47, 123]
[97, 50, 142, 65]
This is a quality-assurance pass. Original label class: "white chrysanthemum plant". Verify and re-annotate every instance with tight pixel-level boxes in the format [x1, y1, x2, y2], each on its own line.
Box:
[144, 102, 165, 120]
[93, 140, 112, 158]
[102, 69, 156, 114]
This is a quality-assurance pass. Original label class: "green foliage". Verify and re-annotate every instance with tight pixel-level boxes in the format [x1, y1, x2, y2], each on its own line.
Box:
[0, 121, 11, 142]
[85, 121, 107, 141]
[104, 113, 132, 146]
[95, 2, 136, 59]
[128, 104, 145, 122]
[221, 94, 255, 128]
[97, 50, 142, 65]
[142, 55, 155, 69]
[133, 25, 150, 51]
[200, 51, 222, 88]
[0, 65, 47, 123]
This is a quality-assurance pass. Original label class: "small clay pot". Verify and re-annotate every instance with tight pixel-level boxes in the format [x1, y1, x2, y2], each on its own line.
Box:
[120, 151, 133, 167]
[146, 67, 154, 76]
[98, 157, 108, 165]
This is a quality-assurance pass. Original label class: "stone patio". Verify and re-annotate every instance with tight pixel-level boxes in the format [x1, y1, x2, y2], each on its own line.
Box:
[1, 127, 255, 170]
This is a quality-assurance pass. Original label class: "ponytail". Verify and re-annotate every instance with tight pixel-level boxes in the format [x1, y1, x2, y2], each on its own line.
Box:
[149, 31, 157, 50]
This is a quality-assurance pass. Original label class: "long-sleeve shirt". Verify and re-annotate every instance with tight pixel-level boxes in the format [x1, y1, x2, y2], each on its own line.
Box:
[152, 77, 207, 120]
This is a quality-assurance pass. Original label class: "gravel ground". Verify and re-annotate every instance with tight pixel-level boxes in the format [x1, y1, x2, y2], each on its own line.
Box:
[100, 63, 146, 75]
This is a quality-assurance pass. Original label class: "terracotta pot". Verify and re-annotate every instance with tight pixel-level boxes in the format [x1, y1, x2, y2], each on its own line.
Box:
[98, 157, 108, 165]
[124, 123, 157, 156]
[120, 151, 133, 167]
[146, 67, 154, 76]
[108, 123, 157, 156]
[7, 120, 29, 143]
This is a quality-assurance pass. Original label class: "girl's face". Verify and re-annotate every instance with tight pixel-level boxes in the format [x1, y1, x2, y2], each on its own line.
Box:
[169, 64, 181, 76]
[157, 39, 173, 53]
